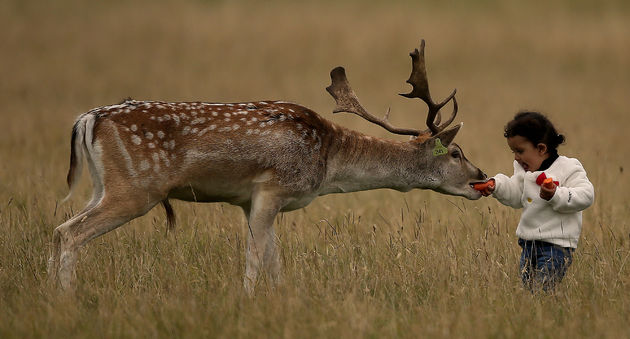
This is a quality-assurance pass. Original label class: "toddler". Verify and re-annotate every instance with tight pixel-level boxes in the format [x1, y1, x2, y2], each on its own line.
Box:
[480, 111, 594, 291]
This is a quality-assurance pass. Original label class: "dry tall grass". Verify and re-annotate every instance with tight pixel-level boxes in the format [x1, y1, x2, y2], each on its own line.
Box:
[1, 0, 629, 337]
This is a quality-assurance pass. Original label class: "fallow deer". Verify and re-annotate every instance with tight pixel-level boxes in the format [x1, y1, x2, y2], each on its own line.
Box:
[49, 40, 486, 294]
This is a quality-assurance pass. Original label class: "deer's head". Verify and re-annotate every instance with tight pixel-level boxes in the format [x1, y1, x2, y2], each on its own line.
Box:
[326, 40, 486, 199]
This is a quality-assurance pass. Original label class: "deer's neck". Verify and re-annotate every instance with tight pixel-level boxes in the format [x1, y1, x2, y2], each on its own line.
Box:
[320, 127, 430, 195]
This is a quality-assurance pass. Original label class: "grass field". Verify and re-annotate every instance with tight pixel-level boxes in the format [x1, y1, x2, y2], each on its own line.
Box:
[1, 0, 630, 337]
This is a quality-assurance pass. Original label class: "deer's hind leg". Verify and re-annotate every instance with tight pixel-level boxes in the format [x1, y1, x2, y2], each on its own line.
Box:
[50, 190, 162, 291]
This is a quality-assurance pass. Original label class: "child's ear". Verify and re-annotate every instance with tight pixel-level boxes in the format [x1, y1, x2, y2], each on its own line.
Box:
[536, 143, 548, 155]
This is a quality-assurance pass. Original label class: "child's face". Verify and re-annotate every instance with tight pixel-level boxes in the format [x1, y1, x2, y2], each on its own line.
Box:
[507, 135, 549, 172]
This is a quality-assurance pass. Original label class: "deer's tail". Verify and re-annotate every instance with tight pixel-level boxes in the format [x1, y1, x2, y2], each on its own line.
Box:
[61, 113, 94, 204]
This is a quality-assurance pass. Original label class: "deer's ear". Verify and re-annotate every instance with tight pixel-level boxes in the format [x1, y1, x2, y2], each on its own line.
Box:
[430, 122, 462, 147]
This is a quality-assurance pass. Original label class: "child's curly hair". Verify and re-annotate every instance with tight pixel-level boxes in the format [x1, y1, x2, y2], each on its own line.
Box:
[504, 111, 565, 155]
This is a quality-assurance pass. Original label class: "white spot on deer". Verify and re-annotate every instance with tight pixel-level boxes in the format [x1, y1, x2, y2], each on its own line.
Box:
[106, 104, 126, 111]
[232, 124, 240, 130]
[209, 124, 216, 130]
[259, 122, 266, 128]
[224, 118, 231, 122]
[162, 141, 169, 149]
[124, 108, 131, 114]
[148, 142, 155, 149]
[130, 124, 138, 132]
[191, 117, 206, 125]
[153, 163, 161, 172]
[224, 113, 231, 118]
[145, 131, 154, 140]
[179, 113, 189, 120]
[171, 114, 180, 126]
[198, 126, 213, 136]
[182, 126, 191, 135]
[150, 116, 156, 120]
[251, 117, 258, 122]
[162, 115, 171, 121]
[191, 127, 199, 134]
[289, 108, 295, 113]
[261, 130, 271, 136]
[296, 123, 303, 130]
[191, 111, 198, 117]
[212, 112, 218, 117]
[152, 152, 159, 163]
[131, 135, 142, 145]
[159, 150, 170, 167]
[157, 131, 165, 139]
[246, 129, 253, 135]
[219, 127, 232, 132]
[169, 140, 175, 150]
[259, 101, 268, 105]
[139, 160, 150, 171]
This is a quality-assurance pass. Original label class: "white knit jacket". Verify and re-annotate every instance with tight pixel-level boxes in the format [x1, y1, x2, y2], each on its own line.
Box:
[492, 156, 595, 248]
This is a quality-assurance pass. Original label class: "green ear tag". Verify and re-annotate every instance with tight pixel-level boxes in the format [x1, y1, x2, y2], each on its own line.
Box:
[433, 138, 448, 157]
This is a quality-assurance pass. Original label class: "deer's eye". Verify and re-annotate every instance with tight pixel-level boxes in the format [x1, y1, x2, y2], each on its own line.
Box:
[451, 150, 461, 159]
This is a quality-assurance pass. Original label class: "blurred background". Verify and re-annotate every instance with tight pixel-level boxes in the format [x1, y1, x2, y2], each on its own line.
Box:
[1, 0, 629, 337]
[2, 0, 628, 199]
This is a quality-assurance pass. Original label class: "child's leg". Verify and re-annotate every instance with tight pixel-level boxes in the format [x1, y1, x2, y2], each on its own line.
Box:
[518, 239, 536, 290]
[534, 243, 574, 291]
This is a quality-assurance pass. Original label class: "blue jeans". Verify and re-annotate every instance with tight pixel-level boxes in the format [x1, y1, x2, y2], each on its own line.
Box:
[518, 238, 574, 292]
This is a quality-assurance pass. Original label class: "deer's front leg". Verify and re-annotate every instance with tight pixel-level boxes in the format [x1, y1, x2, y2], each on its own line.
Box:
[243, 189, 285, 295]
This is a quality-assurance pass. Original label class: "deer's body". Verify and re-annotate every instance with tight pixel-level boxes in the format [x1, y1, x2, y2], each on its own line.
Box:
[75, 99, 447, 209]
[49, 41, 487, 294]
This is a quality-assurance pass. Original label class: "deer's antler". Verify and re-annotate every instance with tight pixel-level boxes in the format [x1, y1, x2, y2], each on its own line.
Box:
[326, 39, 458, 137]
[400, 40, 458, 135]
[326, 67, 422, 136]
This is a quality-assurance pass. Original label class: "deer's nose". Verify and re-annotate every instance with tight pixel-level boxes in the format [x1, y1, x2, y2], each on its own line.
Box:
[477, 169, 487, 180]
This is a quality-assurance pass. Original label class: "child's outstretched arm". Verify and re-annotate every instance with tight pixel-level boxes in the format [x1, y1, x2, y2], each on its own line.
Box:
[548, 159, 595, 213]
[491, 161, 525, 208]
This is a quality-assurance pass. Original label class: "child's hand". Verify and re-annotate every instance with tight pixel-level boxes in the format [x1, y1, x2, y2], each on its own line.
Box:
[540, 178, 556, 201]
[472, 179, 495, 196]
